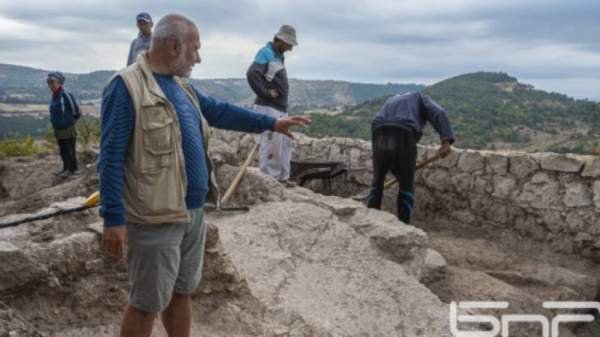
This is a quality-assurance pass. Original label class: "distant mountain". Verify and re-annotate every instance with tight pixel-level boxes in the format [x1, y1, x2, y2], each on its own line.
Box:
[305, 72, 600, 154]
[0, 64, 113, 103]
[0, 63, 423, 107]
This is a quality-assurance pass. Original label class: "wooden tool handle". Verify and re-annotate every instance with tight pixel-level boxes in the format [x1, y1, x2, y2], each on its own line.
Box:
[382, 150, 446, 189]
[221, 143, 259, 204]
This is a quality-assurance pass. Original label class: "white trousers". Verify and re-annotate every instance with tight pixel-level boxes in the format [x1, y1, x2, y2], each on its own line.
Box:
[254, 104, 292, 181]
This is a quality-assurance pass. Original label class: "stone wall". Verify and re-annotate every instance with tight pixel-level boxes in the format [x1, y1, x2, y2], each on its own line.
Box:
[211, 131, 600, 258]
[413, 148, 600, 257]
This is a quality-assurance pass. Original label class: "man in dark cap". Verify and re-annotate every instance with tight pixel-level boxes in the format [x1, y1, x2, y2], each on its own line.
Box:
[246, 25, 298, 187]
[126, 12, 153, 66]
[47, 71, 81, 177]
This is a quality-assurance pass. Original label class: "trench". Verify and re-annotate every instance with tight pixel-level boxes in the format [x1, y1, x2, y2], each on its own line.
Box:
[300, 174, 600, 337]
[1, 148, 599, 336]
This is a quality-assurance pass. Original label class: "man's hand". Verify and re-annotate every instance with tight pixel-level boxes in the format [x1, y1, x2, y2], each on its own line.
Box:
[437, 142, 452, 158]
[103, 225, 127, 262]
[268, 89, 280, 98]
[273, 116, 311, 139]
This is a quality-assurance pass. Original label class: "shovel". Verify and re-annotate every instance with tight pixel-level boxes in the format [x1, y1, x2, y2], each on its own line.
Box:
[206, 143, 259, 214]
[0, 191, 100, 229]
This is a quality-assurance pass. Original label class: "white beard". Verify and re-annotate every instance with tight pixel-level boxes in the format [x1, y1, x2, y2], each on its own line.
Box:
[173, 46, 193, 78]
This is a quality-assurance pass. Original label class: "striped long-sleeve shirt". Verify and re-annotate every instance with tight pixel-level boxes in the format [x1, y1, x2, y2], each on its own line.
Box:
[98, 75, 276, 227]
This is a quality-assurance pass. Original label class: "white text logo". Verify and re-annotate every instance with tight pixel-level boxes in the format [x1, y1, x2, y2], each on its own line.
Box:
[450, 301, 600, 337]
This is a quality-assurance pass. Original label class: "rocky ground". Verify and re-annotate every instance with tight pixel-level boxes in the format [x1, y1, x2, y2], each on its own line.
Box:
[0, 149, 599, 336]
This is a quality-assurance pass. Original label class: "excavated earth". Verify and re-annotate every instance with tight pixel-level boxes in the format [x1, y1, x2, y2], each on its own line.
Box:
[0, 144, 599, 337]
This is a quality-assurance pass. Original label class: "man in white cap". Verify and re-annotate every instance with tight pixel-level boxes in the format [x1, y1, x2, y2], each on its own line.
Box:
[126, 12, 153, 66]
[247, 25, 298, 187]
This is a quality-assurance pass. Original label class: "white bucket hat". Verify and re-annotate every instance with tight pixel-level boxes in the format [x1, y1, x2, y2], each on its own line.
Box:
[275, 25, 298, 46]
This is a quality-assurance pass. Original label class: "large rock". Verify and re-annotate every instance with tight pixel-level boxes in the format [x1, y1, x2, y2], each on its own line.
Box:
[208, 138, 239, 166]
[565, 211, 586, 233]
[518, 172, 560, 209]
[348, 208, 429, 274]
[420, 248, 447, 284]
[563, 182, 593, 208]
[492, 176, 516, 199]
[581, 156, 600, 178]
[457, 151, 486, 173]
[485, 152, 509, 174]
[432, 150, 460, 169]
[509, 153, 539, 179]
[31, 232, 100, 276]
[423, 169, 453, 192]
[0, 241, 47, 291]
[209, 199, 452, 336]
[540, 153, 584, 173]
[486, 204, 514, 225]
[216, 165, 286, 206]
[451, 173, 473, 192]
[541, 211, 564, 233]
[472, 176, 493, 194]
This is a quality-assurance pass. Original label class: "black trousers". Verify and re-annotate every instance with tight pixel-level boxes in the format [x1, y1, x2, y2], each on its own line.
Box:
[366, 126, 417, 224]
[57, 137, 78, 172]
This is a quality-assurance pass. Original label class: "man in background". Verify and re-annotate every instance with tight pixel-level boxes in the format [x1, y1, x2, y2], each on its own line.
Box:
[367, 92, 454, 224]
[247, 25, 298, 187]
[46, 71, 81, 177]
[126, 12, 153, 66]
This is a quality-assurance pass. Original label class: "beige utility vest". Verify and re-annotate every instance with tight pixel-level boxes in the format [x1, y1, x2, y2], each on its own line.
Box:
[113, 52, 217, 225]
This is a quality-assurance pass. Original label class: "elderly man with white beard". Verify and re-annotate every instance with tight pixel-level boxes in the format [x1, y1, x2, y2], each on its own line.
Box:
[98, 14, 309, 337]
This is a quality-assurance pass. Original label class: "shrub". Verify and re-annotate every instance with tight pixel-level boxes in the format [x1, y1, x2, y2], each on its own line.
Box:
[0, 136, 48, 159]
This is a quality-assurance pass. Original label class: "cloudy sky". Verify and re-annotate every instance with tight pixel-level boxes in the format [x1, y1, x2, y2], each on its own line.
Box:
[0, 0, 598, 100]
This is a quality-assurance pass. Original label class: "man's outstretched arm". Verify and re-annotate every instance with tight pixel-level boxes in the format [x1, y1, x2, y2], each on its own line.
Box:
[194, 87, 308, 137]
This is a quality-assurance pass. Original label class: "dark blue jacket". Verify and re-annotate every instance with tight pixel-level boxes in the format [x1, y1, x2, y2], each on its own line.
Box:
[372, 92, 455, 144]
[49, 89, 80, 130]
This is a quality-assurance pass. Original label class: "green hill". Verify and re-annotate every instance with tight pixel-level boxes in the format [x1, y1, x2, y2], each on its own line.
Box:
[305, 72, 600, 154]
[0, 63, 422, 107]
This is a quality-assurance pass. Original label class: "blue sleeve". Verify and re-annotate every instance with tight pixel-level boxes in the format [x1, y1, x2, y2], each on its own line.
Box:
[193, 86, 276, 133]
[421, 94, 455, 144]
[98, 77, 134, 227]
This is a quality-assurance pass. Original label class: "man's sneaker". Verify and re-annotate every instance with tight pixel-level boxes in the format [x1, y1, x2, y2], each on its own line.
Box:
[279, 180, 297, 188]
[71, 170, 83, 176]
[58, 171, 73, 178]
[53, 170, 67, 176]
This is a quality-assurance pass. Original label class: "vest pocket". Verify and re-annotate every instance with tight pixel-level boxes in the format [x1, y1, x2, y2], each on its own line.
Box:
[141, 108, 174, 170]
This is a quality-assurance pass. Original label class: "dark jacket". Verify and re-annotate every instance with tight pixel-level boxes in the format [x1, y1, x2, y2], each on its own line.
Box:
[246, 42, 289, 112]
[49, 89, 80, 130]
[372, 92, 455, 144]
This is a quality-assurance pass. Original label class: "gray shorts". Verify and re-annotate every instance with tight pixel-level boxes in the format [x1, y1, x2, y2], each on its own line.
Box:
[126, 208, 206, 313]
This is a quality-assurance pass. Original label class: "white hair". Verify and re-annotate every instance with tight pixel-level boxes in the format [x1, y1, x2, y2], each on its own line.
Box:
[151, 14, 196, 47]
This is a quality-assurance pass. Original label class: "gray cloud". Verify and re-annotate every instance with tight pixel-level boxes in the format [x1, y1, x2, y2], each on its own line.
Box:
[0, 0, 598, 99]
